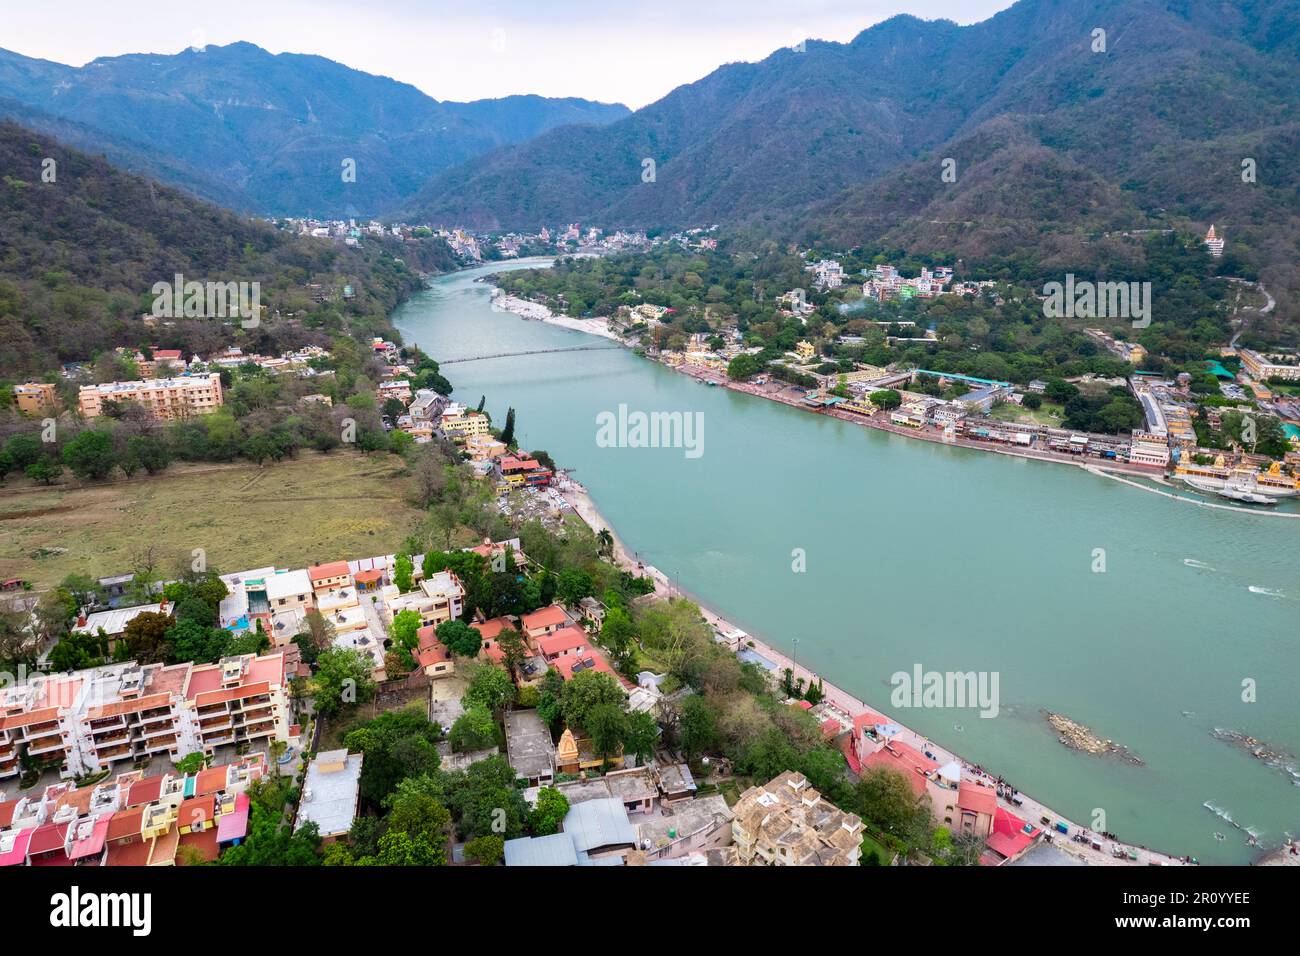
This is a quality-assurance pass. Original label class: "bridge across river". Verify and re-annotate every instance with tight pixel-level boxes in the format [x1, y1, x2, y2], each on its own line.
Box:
[438, 344, 624, 365]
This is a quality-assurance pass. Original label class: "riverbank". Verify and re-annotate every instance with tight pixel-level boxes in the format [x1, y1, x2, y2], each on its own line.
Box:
[400, 262, 1300, 865]
[488, 287, 623, 342]
[482, 284, 1246, 496]
[555, 472, 1195, 867]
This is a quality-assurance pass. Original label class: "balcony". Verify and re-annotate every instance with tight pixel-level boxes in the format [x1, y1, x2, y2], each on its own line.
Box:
[93, 727, 132, 745]
[97, 742, 133, 760]
[88, 715, 126, 731]
[27, 738, 65, 757]
[23, 721, 61, 740]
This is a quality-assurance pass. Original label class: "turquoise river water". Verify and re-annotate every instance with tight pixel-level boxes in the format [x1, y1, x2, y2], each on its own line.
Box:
[394, 260, 1300, 865]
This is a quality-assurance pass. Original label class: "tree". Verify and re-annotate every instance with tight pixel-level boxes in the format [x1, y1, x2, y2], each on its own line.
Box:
[436, 618, 481, 657]
[528, 787, 570, 836]
[556, 567, 595, 606]
[623, 710, 660, 763]
[496, 626, 527, 674]
[598, 607, 637, 670]
[343, 708, 442, 806]
[463, 663, 516, 714]
[62, 429, 118, 480]
[464, 834, 504, 866]
[561, 670, 626, 731]
[854, 767, 933, 850]
[127, 435, 170, 474]
[25, 456, 62, 484]
[298, 609, 336, 657]
[393, 552, 414, 592]
[586, 702, 627, 759]
[869, 389, 902, 410]
[3, 434, 43, 471]
[120, 611, 175, 663]
[175, 752, 206, 775]
[679, 693, 718, 762]
[390, 609, 423, 652]
[449, 704, 497, 752]
[313, 647, 376, 717]
[500, 407, 516, 447]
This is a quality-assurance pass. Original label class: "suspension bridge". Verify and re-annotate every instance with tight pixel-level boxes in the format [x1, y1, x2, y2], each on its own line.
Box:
[437, 344, 624, 365]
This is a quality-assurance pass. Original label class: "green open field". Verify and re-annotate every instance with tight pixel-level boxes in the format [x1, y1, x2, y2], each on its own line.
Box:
[0, 450, 424, 589]
[989, 401, 1065, 427]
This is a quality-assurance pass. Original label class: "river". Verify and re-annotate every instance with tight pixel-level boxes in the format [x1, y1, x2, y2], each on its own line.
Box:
[394, 260, 1300, 864]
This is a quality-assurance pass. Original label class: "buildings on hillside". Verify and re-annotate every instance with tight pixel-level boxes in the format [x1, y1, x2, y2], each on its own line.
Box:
[78, 372, 224, 421]
[13, 382, 57, 415]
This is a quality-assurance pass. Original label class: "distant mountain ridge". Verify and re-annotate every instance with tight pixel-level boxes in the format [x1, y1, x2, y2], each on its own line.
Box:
[404, 0, 1300, 319]
[0, 42, 629, 216]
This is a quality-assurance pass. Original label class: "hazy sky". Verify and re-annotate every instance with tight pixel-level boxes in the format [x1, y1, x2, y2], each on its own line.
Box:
[2, 0, 1015, 109]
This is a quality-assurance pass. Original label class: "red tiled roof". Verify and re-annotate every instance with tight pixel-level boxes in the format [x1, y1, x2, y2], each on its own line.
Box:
[179, 794, 216, 830]
[958, 782, 998, 817]
[308, 561, 351, 582]
[537, 625, 587, 659]
[471, 616, 514, 641]
[194, 765, 229, 796]
[820, 718, 841, 739]
[353, 568, 384, 583]
[126, 774, 166, 807]
[860, 742, 938, 799]
[521, 604, 567, 632]
[106, 806, 145, 843]
[105, 839, 154, 867]
[177, 828, 221, 864]
[27, 822, 67, 856]
[0, 798, 20, 828]
[0, 706, 61, 730]
[194, 680, 270, 708]
[85, 691, 171, 721]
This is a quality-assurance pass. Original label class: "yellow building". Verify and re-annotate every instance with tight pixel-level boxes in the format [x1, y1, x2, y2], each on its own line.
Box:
[441, 410, 491, 440]
[795, 341, 816, 360]
[78, 373, 223, 421]
[13, 382, 57, 415]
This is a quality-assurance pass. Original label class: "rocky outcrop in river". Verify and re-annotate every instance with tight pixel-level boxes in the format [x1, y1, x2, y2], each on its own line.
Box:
[1044, 711, 1144, 765]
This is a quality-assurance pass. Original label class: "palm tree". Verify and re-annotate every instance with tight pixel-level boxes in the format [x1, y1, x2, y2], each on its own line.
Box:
[269, 740, 287, 777]
[596, 528, 614, 559]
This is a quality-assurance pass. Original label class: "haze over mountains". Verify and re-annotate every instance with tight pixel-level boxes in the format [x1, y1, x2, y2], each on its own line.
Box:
[0, 41, 629, 216]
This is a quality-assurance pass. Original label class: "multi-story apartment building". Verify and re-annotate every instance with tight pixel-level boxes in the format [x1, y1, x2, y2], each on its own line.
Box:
[13, 382, 57, 415]
[78, 372, 224, 421]
[0, 651, 291, 781]
[1240, 348, 1300, 383]
[380, 571, 465, 629]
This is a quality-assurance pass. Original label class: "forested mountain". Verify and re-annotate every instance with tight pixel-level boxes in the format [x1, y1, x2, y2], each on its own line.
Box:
[408, 0, 1300, 320]
[0, 121, 457, 377]
[0, 42, 628, 216]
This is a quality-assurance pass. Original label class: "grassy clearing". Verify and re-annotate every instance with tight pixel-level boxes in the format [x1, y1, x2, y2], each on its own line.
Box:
[989, 401, 1065, 427]
[0, 450, 423, 588]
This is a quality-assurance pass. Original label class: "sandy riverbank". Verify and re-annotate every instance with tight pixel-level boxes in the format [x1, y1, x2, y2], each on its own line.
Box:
[554, 473, 1194, 867]
[490, 290, 622, 342]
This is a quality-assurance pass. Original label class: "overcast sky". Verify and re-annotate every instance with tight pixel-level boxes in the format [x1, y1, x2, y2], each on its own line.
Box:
[2, 0, 1015, 109]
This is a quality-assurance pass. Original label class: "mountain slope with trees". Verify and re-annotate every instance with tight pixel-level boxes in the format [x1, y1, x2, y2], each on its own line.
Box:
[408, 0, 1300, 320]
[0, 42, 629, 215]
[0, 121, 455, 377]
